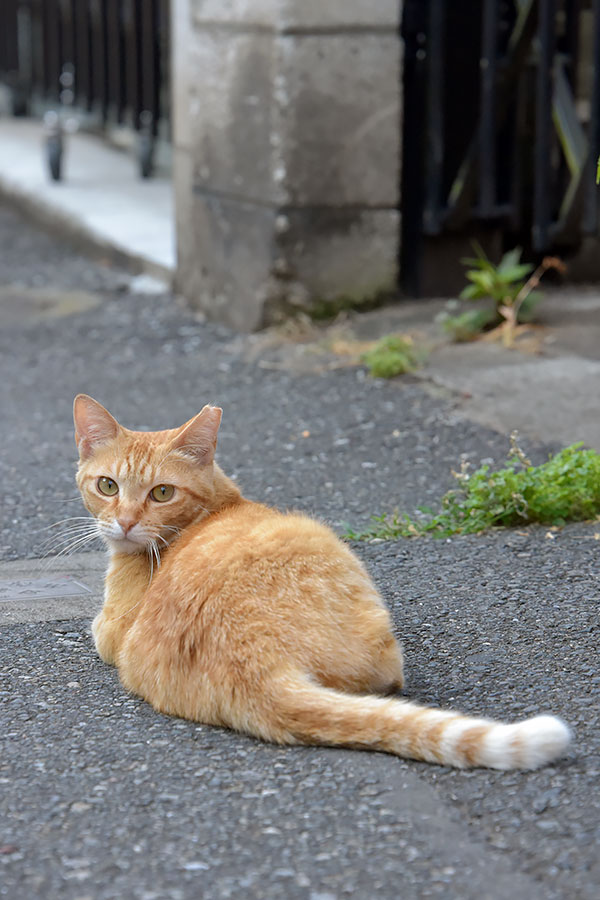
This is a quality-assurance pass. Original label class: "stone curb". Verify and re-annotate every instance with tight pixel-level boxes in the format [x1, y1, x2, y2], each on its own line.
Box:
[0, 182, 174, 283]
[0, 552, 105, 625]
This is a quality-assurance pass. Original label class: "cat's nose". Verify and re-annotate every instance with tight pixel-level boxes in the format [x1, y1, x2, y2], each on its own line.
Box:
[117, 517, 138, 535]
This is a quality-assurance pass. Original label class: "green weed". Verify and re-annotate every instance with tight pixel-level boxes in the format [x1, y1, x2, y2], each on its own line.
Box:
[459, 244, 537, 309]
[361, 334, 423, 378]
[440, 246, 563, 345]
[440, 307, 497, 342]
[346, 436, 600, 541]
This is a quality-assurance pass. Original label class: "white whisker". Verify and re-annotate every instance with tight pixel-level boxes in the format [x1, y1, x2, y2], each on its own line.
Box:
[149, 539, 161, 579]
[43, 521, 99, 538]
[50, 532, 100, 556]
[40, 531, 102, 571]
[35, 516, 96, 534]
[37, 524, 100, 553]
[38, 525, 98, 547]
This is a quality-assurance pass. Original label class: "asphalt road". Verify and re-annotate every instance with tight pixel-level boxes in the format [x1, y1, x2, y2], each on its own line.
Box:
[1, 204, 598, 899]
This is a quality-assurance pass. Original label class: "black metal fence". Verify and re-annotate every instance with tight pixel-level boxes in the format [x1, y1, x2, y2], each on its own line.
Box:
[0, 1, 170, 174]
[401, 0, 600, 295]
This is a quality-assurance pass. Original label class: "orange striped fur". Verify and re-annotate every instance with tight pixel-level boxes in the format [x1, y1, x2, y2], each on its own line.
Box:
[73, 394, 571, 770]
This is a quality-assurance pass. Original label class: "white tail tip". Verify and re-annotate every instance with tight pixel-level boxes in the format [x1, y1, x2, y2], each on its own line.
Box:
[481, 715, 572, 770]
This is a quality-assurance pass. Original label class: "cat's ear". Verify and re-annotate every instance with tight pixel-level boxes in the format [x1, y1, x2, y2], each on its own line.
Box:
[73, 394, 120, 459]
[171, 405, 222, 465]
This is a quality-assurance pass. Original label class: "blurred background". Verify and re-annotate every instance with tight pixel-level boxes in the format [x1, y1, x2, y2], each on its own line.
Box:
[0, 1, 599, 329]
[2, 7, 600, 899]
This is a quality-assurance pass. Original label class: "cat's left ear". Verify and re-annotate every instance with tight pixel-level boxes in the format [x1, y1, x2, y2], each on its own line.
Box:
[171, 405, 222, 465]
[73, 394, 120, 459]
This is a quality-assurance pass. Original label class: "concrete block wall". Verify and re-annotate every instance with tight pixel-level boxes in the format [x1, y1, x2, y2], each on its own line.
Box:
[172, 0, 402, 330]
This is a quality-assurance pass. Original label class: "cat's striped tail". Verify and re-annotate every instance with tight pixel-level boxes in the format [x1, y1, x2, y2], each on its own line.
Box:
[266, 672, 571, 770]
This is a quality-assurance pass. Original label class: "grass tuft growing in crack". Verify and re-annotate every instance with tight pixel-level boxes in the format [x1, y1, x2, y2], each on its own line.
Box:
[346, 435, 600, 540]
[361, 334, 424, 378]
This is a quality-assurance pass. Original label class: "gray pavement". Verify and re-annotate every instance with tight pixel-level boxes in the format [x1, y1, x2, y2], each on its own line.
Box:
[0, 118, 174, 278]
[1, 202, 599, 899]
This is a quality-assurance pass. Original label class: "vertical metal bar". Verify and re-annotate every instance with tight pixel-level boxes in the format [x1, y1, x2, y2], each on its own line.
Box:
[90, 0, 109, 122]
[42, 0, 49, 94]
[30, 0, 45, 94]
[100, 0, 110, 122]
[138, 0, 158, 133]
[0, 0, 18, 76]
[137, 0, 148, 120]
[105, 0, 120, 121]
[73, 0, 92, 109]
[116, 1, 127, 121]
[584, 0, 600, 233]
[57, 0, 65, 87]
[16, 0, 34, 107]
[44, 0, 63, 99]
[60, 0, 75, 69]
[563, 0, 581, 93]
[479, 0, 498, 216]
[400, 0, 429, 295]
[0, 1, 6, 76]
[159, 0, 171, 132]
[53, 2, 61, 96]
[423, 0, 445, 234]
[134, 0, 144, 127]
[90, 0, 102, 114]
[123, 0, 140, 128]
[533, 0, 556, 251]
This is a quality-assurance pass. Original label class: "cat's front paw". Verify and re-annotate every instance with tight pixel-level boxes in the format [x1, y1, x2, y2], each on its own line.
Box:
[91, 611, 117, 666]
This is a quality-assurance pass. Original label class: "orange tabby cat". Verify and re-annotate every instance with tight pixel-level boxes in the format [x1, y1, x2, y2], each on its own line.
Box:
[73, 394, 571, 769]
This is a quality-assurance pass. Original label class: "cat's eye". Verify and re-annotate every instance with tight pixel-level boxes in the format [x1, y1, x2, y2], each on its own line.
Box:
[150, 484, 175, 503]
[97, 476, 118, 496]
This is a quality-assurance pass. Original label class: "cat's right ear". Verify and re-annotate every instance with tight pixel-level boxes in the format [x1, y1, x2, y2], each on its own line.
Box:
[170, 405, 222, 465]
[73, 394, 120, 459]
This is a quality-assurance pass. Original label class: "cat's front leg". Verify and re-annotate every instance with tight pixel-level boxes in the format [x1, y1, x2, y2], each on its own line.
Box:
[92, 609, 119, 665]
[93, 553, 151, 665]
[92, 599, 143, 666]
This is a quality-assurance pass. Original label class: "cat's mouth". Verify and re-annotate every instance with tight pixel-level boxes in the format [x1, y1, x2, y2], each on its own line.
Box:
[99, 522, 152, 554]
[102, 534, 148, 555]
[109, 535, 148, 553]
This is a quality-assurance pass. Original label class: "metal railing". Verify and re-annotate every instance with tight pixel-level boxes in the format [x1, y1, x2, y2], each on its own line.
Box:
[401, 0, 600, 295]
[0, 0, 170, 178]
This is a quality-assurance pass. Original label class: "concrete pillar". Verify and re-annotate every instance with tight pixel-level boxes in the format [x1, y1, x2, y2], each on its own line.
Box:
[172, 0, 402, 331]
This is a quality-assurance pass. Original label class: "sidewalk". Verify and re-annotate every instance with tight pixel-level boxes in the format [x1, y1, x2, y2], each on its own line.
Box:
[0, 117, 174, 278]
[240, 288, 600, 450]
[1, 205, 599, 899]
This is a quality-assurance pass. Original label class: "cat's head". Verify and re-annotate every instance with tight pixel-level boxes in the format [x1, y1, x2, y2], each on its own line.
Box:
[73, 394, 234, 555]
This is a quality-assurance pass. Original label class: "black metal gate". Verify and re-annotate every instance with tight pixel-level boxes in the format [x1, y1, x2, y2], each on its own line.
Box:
[0, 1, 170, 176]
[401, 0, 600, 295]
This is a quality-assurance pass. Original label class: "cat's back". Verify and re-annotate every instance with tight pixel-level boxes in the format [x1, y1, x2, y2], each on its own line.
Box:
[167, 498, 356, 574]
[148, 498, 374, 620]
[138, 498, 387, 672]
[119, 498, 396, 720]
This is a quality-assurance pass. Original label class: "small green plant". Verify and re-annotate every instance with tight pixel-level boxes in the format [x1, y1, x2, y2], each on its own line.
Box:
[346, 435, 600, 541]
[440, 306, 497, 342]
[361, 334, 423, 379]
[440, 245, 563, 345]
[459, 244, 537, 307]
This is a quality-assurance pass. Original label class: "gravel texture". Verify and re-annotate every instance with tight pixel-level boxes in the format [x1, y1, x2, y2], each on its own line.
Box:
[1, 203, 599, 899]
